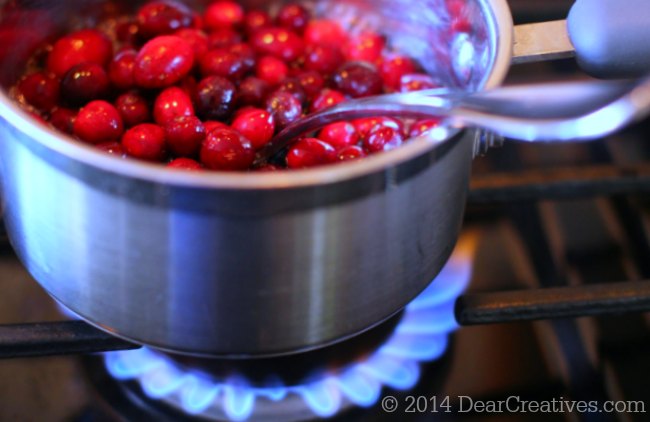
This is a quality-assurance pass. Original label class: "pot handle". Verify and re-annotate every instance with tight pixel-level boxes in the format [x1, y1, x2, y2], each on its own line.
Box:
[512, 0, 650, 79]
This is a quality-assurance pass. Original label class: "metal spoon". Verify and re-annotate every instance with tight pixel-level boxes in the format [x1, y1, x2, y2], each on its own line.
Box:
[254, 77, 650, 166]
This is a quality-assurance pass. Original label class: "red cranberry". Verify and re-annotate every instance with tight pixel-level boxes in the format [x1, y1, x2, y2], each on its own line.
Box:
[244, 9, 272, 35]
[363, 126, 404, 153]
[304, 19, 347, 47]
[61, 62, 110, 105]
[115, 92, 151, 127]
[193, 75, 236, 120]
[286, 138, 337, 169]
[175, 28, 209, 58]
[231, 107, 275, 150]
[15, 71, 60, 112]
[379, 55, 417, 91]
[168, 157, 203, 170]
[337, 145, 366, 162]
[165, 115, 206, 157]
[255, 55, 288, 86]
[318, 122, 359, 149]
[109, 50, 137, 91]
[137, 0, 194, 39]
[295, 70, 324, 99]
[204, 1, 245, 30]
[122, 123, 167, 162]
[250, 27, 304, 62]
[199, 48, 248, 81]
[115, 19, 140, 45]
[228, 43, 256, 70]
[200, 128, 254, 171]
[274, 78, 307, 104]
[208, 28, 243, 49]
[333, 61, 383, 98]
[96, 142, 125, 156]
[74, 100, 124, 144]
[204, 120, 230, 133]
[134, 35, 194, 89]
[343, 32, 385, 63]
[353, 116, 405, 139]
[237, 77, 271, 107]
[304, 44, 344, 75]
[153, 86, 194, 126]
[265, 90, 302, 129]
[47, 29, 113, 77]
[276, 4, 310, 34]
[400, 73, 439, 92]
[49, 108, 76, 134]
[409, 118, 442, 138]
[310, 89, 346, 113]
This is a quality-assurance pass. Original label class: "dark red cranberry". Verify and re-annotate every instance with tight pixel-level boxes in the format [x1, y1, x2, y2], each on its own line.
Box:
[199, 48, 248, 81]
[265, 90, 302, 129]
[204, 120, 230, 134]
[134, 35, 195, 89]
[244, 9, 272, 35]
[255, 55, 288, 86]
[343, 32, 385, 63]
[318, 122, 360, 149]
[250, 27, 304, 62]
[399, 73, 439, 92]
[304, 44, 344, 75]
[165, 115, 206, 157]
[228, 43, 256, 70]
[310, 89, 345, 113]
[108, 50, 137, 91]
[193, 75, 236, 120]
[15, 71, 60, 112]
[204, 1, 245, 30]
[363, 126, 404, 153]
[379, 55, 417, 91]
[274, 78, 307, 104]
[333, 61, 383, 98]
[409, 118, 442, 138]
[96, 142, 125, 156]
[61, 62, 110, 105]
[47, 29, 113, 77]
[74, 100, 124, 144]
[200, 128, 254, 171]
[168, 157, 203, 170]
[286, 138, 337, 169]
[353, 116, 405, 139]
[175, 28, 209, 58]
[153, 86, 194, 126]
[337, 145, 366, 162]
[276, 4, 310, 34]
[115, 92, 151, 127]
[137, 0, 194, 39]
[304, 19, 347, 47]
[208, 28, 243, 49]
[122, 123, 167, 162]
[115, 19, 140, 45]
[295, 70, 325, 99]
[237, 77, 271, 107]
[231, 107, 275, 150]
[49, 108, 76, 134]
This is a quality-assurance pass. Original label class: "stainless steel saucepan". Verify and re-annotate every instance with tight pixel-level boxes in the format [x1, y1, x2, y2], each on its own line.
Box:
[0, 0, 647, 358]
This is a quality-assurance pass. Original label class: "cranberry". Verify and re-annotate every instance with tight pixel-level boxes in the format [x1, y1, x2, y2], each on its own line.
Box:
[47, 29, 113, 77]
[200, 128, 254, 171]
[96, 142, 125, 156]
[115, 92, 151, 127]
[204, 1, 245, 30]
[363, 126, 403, 153]
[304, 44, 344, 75]
[276, 4, 310, 34]
[255, 55, 288, 86]
[343, 32, 385, 63]
[165, 115, 206, 157]
[310, 89, 346, 113]
[237, 77, 270, 107]
[333, 61, 383, 98]
[193, 75, 236, 120]
[257, 163, 280, 171]
[304, 19, 347, 47]
[74, 100, 124, 144]
[379, 55, 417, 91]
[137, 1, 194, 39]
[318, 122, 359, 149]
[286, 138, 337, 169]
[49, 108, 76, 134]
[274, 78, 307, 104]
[250, 27, 304, 62]
[409, 118, 442, 138]
[199, 48, 248, 81]
[204, 120, 230, 133]
[168, 157, 203, 170]
[295, 70, 324, 99]
[108, 50, 137, 91]
[153, 86, 194, 126]
[228, 43, 256, 70]
[15, 71, 60, 112]
[337, 145, 366, 161]
[231, 107, 275, 150]
[244, 10, 272, 35]
[61, 62, 110, 105]
[134, 35, 195, 89]
[353, 116, 405, 139]
[122, 123, 167, 162]
[399, 73, 439, 92]
[265, 90, 302, 129]
[175, 28, 209, 58]
[115, 20, 140, 45]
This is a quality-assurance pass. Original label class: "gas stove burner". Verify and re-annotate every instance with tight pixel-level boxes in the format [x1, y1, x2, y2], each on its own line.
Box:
[100, 248, 472, 422]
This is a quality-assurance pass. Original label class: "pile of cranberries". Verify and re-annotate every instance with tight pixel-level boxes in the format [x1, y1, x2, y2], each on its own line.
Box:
[11, 1, 451, 171]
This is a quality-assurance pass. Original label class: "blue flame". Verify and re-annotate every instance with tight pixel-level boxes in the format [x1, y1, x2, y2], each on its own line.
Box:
[95, 251, 472, 420]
